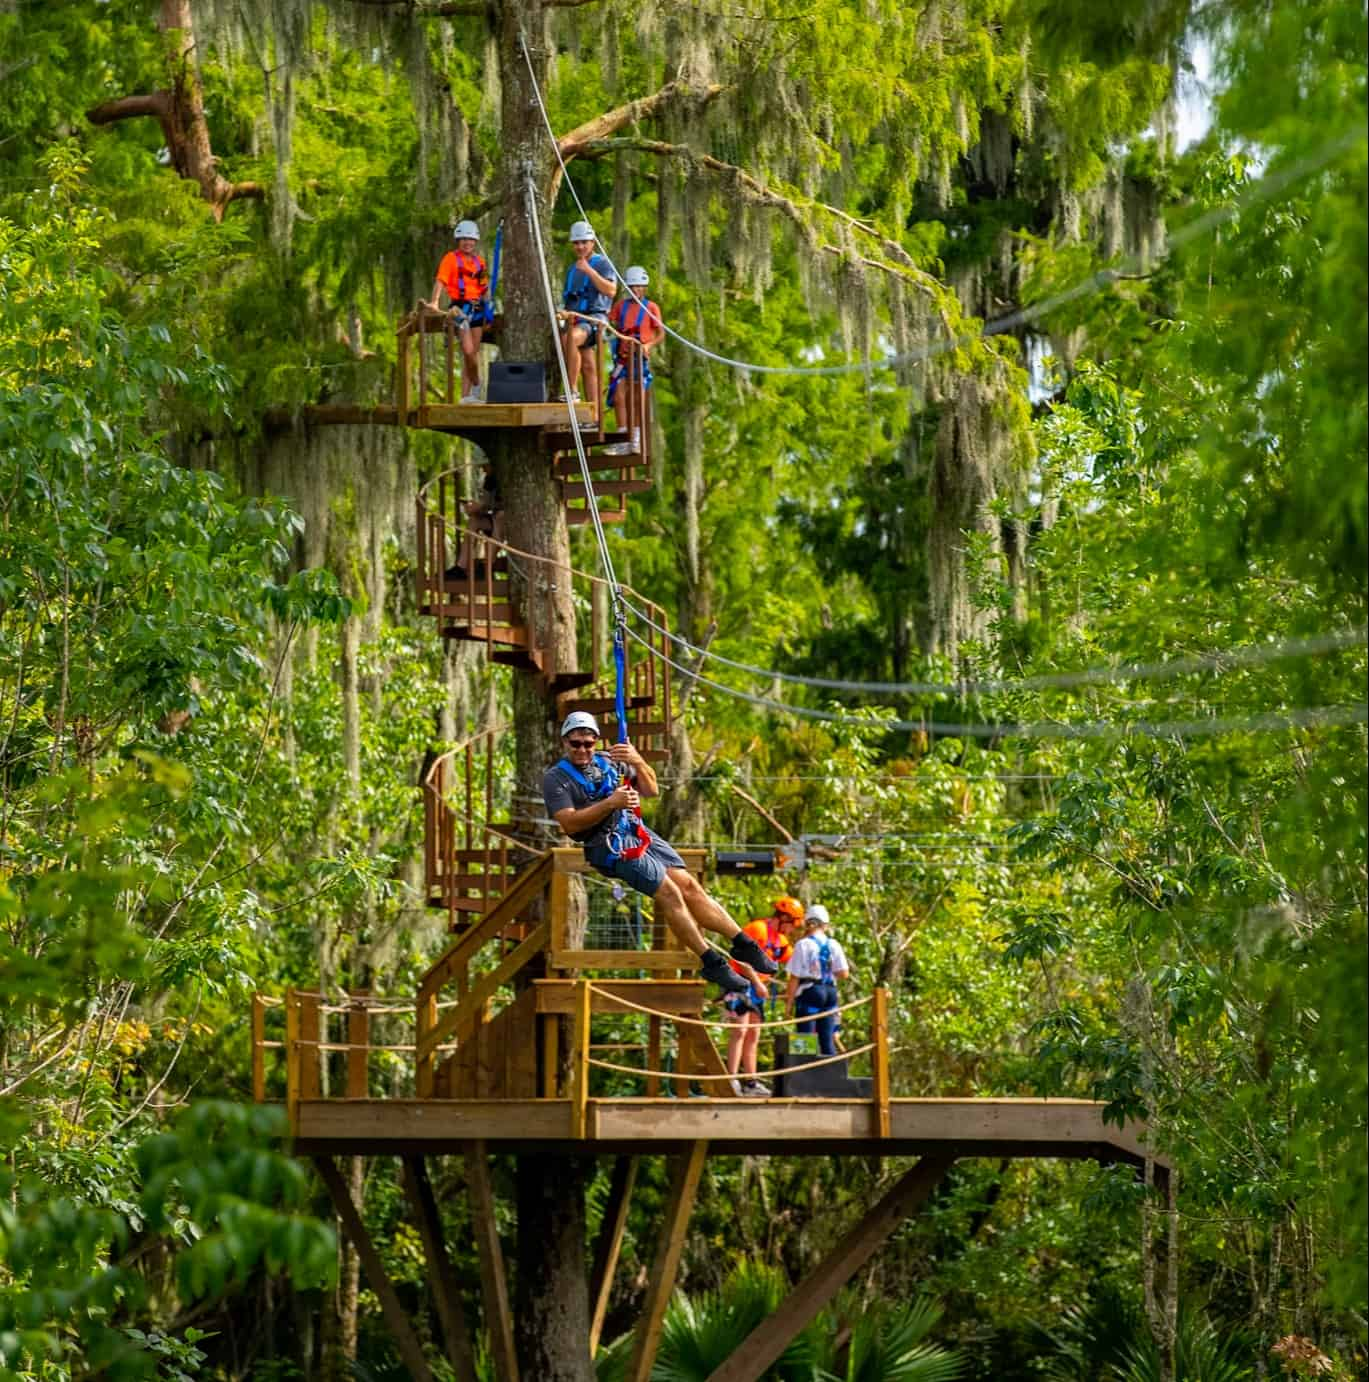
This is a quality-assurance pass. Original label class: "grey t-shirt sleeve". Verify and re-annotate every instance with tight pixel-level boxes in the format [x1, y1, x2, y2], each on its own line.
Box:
[543, 764, 580, 822]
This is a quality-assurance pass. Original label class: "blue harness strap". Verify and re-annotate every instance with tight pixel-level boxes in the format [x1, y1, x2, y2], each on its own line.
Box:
[818, 938, 834, 984]
[611, 625, 648, 859]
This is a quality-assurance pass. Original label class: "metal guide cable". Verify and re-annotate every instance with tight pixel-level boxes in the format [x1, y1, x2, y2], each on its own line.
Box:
[619, 596, 1366, 696]
[622, 621, 1369, 741]
[518, 33, 1363, 380]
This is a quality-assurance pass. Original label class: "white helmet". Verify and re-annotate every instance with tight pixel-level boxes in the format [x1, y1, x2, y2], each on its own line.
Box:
[623, 265, 649, 287]
[569, 220, 596, 242]
[452, 219, 480, 241]
[804, 904, 830, 928]
[560, 710, 601, 739]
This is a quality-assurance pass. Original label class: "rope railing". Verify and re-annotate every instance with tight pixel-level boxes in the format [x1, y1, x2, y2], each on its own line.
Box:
[588, 1042, 876, 1081]
[587, 980, 870, 1031]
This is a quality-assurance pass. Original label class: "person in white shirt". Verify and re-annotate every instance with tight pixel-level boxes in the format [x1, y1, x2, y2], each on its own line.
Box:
[784, 904, 851, 1057]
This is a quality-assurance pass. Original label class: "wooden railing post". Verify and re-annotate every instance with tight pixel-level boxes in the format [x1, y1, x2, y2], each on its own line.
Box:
[416, 987, 438, 1098]
[299, 991, 321, 1101]
[397, 327, 410, 424]
[570, 978, 592, 1138]
[285, 988, 301, 1134]
[251, 993, 266, 1103]
[347, 990, 370, 1099]
[872, 986, 891, 1139]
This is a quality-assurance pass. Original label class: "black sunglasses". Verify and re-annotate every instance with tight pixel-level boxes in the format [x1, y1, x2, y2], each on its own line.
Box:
[566, 737, 598, 748]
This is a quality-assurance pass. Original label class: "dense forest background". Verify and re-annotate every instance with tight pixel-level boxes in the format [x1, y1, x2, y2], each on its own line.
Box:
[0, 0, 1365, 1378]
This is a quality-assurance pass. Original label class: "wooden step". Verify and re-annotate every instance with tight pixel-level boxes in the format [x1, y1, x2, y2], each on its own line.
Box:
[426, 895, 486, 913]
[448, 849, 524, 865]
[439, 624, 530, 647]
[490, 647, 544, 671]
[431, 601, 517, 622]
[553, 453, 641, 476]
[441, 872, 524, 891]
[440, 577, 510, 595]
[561, 480, 653, 499]
[546, 671, 596, 694]
[566, 509, 627, 525]
[558, 694, 654, 714]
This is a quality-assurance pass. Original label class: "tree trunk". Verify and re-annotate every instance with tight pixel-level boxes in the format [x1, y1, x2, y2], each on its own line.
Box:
[85, 0, 264, 219]
[514, 1156, 594, 1381]
[495, 8, 594, 1378]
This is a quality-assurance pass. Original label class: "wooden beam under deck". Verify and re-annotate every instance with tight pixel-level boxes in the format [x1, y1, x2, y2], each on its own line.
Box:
[291, 1096, 1158, 1167]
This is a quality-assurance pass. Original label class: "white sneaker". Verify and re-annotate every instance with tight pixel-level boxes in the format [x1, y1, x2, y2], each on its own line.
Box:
[741, 1079, 771, 1098]
[558, 390, 582, 404]
[728, 1077, 743, 1096]
[460, 392, 482, 405]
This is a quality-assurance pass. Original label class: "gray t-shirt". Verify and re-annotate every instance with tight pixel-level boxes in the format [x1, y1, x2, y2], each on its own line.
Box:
[542, 755, 634, 846]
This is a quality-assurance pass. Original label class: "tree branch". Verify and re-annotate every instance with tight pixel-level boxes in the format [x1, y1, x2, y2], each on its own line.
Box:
[576, 136, 942, 296]
[348, 0, 488, 13]
[557, 81, 727, 158]
[84, 0, 267, 221]
[86, 92, 172, 124]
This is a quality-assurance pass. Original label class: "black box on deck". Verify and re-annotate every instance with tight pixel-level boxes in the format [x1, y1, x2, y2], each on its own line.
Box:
[486, 361, 547, 404]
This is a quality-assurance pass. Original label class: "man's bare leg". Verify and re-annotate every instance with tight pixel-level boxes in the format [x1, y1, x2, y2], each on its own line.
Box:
[669, 868, 741, 940]
[652, 875, 710, 953]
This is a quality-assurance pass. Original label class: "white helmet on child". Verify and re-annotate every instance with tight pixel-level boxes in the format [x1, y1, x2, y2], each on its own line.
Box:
[452, 219, 480, 240]
[804, 904, 830, 928]
[569, 220, 596, 242]
[623, 265, 649, 287]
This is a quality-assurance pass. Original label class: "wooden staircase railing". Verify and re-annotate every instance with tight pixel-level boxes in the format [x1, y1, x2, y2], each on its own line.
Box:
[415, 853, 555, 1096]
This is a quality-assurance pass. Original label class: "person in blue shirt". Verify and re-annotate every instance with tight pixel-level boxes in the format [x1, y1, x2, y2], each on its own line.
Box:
[542, 711, 777, 998]
[559, 220, 616, 411]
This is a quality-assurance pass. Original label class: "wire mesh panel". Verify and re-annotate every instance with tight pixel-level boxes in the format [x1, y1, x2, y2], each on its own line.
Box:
[582, 872, 646, 952]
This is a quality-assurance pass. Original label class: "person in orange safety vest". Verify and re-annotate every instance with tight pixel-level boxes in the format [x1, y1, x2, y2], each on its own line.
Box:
[426, 219, 490, 405]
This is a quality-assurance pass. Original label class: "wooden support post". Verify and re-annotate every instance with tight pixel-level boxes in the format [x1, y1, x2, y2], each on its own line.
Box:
[463, 1141, 519, 1382]
[645, 1015, 661, 1098]
[706, 1155, 956, 1382]
[251, 993, 266, 1103]
[401, 1156, 478, 1382]
[871, 985, 891, 1138]
[397, 329, 409, 425]
[284, 988, 300, 1134]
[570, 978, 591, 1139]
[347, 990, 370, 1099]
[417, 989, 438, 1099]
[299, 991, 321, 1100]
[315, 1155, 437, 1382]
[588, 1156, 639, 1357]
[540, 1014, 559, 1098]
[627, 1142, 708, 1382]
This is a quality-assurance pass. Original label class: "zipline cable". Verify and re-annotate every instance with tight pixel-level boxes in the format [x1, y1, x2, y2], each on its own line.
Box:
[619, 599, 1365, 697]
[622, 621, 1369, 741]
[518, 33, 1362, 381]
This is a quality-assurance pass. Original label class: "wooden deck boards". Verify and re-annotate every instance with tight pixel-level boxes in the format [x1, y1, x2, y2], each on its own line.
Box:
[290, 1096, 1157, 1167]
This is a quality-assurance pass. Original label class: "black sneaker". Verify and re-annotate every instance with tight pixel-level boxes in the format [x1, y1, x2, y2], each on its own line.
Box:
[729, 930, 779, 976]
[700, 948, 750, 996]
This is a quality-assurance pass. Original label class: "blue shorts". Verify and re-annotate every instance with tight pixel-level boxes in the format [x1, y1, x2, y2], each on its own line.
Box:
[450, 301, 488, 329]
[568, 317, 604, 348]
[585, 827, 685, 897]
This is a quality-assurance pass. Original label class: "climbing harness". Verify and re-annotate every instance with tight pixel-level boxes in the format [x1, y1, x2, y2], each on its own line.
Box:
[554, 746, 646, 862]
[564, 256, 613, 318]
[606, 297, 656, 409]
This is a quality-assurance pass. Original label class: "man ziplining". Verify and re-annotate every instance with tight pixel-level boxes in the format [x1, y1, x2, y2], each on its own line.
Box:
[543, 711, 778, 996]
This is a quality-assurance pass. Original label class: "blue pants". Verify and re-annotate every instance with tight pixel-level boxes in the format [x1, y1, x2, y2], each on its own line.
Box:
[794, 981, 839, 1056]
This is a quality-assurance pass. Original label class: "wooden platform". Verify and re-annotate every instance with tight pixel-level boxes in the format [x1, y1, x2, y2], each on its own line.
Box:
[408, 401, 594, 431]
[288, 1096, 1155, 1166]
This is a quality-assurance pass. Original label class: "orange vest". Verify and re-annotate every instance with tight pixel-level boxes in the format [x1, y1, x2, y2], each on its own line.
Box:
[437, 249, 488, 304]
